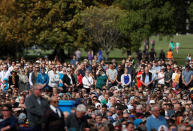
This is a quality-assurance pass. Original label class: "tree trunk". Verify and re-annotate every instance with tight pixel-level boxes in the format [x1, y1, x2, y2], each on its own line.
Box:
[52, 45, 66, 62]
[105, 51, 110, 62]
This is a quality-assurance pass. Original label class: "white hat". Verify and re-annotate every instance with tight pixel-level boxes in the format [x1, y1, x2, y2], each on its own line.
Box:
[95, 103, 102, 108]
[127, 105, 134, 110]
[136, 105, 143, 110]
[149, 100, 155, 104]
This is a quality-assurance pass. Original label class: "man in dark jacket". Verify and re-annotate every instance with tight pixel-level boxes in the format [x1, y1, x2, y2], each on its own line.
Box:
[140, 67, 153, 89]
[164, 64, 173, 87]
[65, 104, 89, 131]
[126, 60, 135, 86]
[62, 68, 76, 92]
[42, 96, 65, 131]
[66, 104, 89, 131]
[0, 104, 18, 131]
[25, 84, 49, 131]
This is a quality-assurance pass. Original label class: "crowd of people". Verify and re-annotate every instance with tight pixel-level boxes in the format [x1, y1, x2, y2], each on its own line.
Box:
[0, 47, 192, 131]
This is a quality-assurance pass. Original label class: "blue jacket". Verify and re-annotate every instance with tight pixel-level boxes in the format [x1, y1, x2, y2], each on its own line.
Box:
[146, 115, 167, 131]
[0, 115, 18, 131]
[36, 73, 49, 89]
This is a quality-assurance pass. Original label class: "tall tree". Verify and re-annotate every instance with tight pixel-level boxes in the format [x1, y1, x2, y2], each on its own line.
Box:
[115, 0, 176, 51]
[80, 6, 125, 60]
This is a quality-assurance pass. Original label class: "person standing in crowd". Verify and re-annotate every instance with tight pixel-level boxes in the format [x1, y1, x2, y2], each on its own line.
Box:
[88, 49, 94, 65]
[0, 104, 18, 131]
[42, 96, 65, 131]
[146, 105, 167, 131]
[29, 64, 39, 88]
[48, 66, 60, 89]
[25, 84, 49, 131]
[185, 53, 192, 62]
[116, 64, 124, 88]
[125, 60, 135, 86]
[58, 67, 66, 89]
[175, 42, 180, 54]
[75, 49, 81, 61]
[9, 70, 19, 89]
[167, 49, 173, 60]
[82, 70, 94, 93]
[106, 64, 117, 88]
[70, 55, 77, 67]
[164, 64, 173, 87]
[18, 68, 29, 92]
[159, 49, 165, 60]
[36, 68, 49, 91]
[169, 41, 175, 51]
[26, 64, 33, 78]
[144, 39, 149, 51]
[0, 65, 9, 85]
[65, 104, 89, 131]
[76, 70, 83, 89]
[1, 78, 9, 93]
[136, 50, 142, 63]
[151, 39, 155, 49]
[149, 48, 156, 62]
[8, 61, 16, 73]
[140, 67, 153, 89]
[121, 68, 131, 88]
[172, 67, 181, 89]
[96, 69, 107, 90]
[182, 65, 193, 89]
[158, 67, 165, 86]
[62, 68, 76, 92]
[97, 50, 103, 62]
[136, 67, 144, 88]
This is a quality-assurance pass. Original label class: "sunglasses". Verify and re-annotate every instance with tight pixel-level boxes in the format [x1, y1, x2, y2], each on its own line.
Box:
[2, 109, 10, 111]
[53, 101, 58, 103]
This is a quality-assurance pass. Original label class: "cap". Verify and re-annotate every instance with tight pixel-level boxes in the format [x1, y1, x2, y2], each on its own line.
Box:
[149, 100, 155, 104]
[3, 78, 8, 81]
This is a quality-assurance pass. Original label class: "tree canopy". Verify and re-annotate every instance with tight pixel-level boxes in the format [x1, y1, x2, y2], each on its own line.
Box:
[0, 0, 191, 59]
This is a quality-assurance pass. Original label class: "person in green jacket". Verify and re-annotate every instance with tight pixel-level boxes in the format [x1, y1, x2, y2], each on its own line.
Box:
[96, 69, 108, 89]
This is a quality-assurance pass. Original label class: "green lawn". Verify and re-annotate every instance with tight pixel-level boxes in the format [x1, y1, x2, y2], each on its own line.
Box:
[81, 34, 193, 65]
[149, 34, 193, 65]
[26, 34, 193, 65]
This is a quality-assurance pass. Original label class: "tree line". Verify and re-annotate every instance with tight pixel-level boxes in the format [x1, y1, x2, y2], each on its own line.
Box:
[0, 0, 192, 60]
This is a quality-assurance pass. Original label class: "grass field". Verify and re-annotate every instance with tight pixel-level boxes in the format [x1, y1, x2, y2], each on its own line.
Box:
[26, 34, 193, 65]
[80, 34, 193, 65]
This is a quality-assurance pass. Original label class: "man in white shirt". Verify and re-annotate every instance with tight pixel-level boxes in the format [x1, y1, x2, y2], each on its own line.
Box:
[48, 66, 60, 88]
[106, 64, 117, 87]
[8, 61, 16, 73]
[0, 65, 9, 84]
[82, 70, 94, 92]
